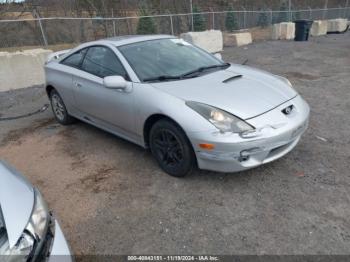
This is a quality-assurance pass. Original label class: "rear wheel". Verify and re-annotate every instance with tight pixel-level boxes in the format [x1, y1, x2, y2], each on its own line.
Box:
[49, 90, 75, 125]
[149, 119, 195, 177]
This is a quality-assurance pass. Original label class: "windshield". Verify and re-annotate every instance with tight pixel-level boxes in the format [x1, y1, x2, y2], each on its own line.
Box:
[118, 38, 224, 82]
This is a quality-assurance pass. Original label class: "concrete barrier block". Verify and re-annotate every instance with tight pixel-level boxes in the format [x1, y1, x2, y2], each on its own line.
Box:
[180, 30, 223, 53]
[310, 20, 328, 36]
[223, 32, 252, 47]
[280, 22, 295, 40]
[250, 26, 273, 41]
[327, 18, 348, 33]
[0, 49, 52, 92]
[272, 22, 295, 40]
[272, 24, 281, 40]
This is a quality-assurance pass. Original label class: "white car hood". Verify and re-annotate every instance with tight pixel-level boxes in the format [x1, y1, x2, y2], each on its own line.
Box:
[152, 64, 297, 120]
[0, 161, 34, 248]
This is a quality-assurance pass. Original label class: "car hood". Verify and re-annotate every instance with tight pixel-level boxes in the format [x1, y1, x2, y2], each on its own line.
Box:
[0, 161, 34, 248]
[151, 64, 297, 120]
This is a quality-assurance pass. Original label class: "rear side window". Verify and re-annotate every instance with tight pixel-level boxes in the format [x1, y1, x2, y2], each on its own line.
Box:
[61, 49, 87, 68]
[81, 46, 127, 79]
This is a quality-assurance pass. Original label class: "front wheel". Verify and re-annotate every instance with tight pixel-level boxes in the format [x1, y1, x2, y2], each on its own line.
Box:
[149, 119, 195, 177]
[49, 90, 76, 125]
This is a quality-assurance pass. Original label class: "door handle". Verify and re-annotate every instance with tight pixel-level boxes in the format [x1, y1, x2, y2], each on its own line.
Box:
[74, 82, 82, 88]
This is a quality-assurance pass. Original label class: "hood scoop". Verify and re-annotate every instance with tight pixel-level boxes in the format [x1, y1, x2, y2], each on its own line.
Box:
[223, 74, 243, 83]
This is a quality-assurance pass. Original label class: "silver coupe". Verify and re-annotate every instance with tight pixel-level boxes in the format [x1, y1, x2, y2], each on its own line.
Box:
[45, 35, 310, 177]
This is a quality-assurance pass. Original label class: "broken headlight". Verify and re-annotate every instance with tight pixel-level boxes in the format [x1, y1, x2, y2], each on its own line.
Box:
[1, 189, 50, 261]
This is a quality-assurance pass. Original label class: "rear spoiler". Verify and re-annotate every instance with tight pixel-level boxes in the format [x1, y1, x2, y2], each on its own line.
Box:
[46, 49, 71, 64]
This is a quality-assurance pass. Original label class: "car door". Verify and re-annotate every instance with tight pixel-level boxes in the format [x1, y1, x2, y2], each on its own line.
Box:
[71, 45, 137, 140]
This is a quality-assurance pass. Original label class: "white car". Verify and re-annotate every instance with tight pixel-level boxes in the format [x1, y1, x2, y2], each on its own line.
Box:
[45, 35, 310, 177]
[0, 161, 72, 261]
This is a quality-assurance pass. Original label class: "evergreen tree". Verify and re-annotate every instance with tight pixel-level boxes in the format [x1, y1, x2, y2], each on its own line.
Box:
[293, 10, 301, 21]
[137, 8, 157, 34]
[192, 5, 206, 32]
[278, 1, 288, 23]
[225, 7, 237, 32]
[257, 8, 269, 27]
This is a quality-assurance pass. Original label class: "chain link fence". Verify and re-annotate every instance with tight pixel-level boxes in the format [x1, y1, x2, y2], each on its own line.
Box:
[0, 7, 349, 49]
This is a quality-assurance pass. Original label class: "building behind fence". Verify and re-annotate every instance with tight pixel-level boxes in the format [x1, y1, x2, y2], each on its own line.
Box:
[0, 7, 349, 49]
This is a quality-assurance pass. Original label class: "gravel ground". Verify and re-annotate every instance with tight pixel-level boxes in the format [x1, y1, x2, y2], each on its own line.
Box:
[0, 33, 350, 255]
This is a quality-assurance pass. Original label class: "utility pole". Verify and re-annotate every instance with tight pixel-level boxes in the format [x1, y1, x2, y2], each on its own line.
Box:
[190, 0, 194, 31]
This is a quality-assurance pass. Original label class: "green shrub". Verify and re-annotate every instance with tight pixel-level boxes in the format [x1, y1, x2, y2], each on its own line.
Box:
[225, 7, 237, 32]
[257, 9, 269, 27]
[193, 5, 206, 32]
[278, 1, 288, 23]
[137, 8, 156, 34]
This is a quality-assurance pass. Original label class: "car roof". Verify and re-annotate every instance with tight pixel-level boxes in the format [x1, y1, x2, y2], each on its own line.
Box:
[99, 34, 174, 46]
[51, 35, 176, 64]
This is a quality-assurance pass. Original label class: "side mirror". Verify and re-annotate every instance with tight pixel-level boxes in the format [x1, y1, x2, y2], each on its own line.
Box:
[214, 53, 223, 61]
[103, 76, 127, 90]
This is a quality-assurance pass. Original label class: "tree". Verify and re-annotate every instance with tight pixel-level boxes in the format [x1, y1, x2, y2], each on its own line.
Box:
[137, 8, 157, 35]
[257, 9, 269, 27]
[293, 10, 301, 21]
[225, 6, 237, 32]
[277, 1, 288, 23]
[192, 5, 206, 32]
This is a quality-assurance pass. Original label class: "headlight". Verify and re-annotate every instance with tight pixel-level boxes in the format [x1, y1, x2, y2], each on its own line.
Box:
[1, 189, 49, 261]
[186, 101, 254, 133]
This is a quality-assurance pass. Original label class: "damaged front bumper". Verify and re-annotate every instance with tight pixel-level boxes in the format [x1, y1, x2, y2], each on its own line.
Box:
[188, 95, 310, 173]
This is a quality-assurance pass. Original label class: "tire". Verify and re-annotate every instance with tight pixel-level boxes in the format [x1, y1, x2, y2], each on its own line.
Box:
[49, 89, 76, 125]
[149, 119, 195, 177]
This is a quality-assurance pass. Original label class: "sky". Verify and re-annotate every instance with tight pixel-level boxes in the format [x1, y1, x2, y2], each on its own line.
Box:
[0, 0, 25, 3]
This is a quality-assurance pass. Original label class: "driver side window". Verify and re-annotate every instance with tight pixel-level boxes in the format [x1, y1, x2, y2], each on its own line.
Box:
[81, 46, 128, 79]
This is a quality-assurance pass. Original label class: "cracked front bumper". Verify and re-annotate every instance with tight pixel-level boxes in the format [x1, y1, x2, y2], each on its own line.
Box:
[188, 95, 310, 173]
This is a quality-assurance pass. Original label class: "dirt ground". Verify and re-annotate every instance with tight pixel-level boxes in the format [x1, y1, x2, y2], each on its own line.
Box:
[0, 33, 350, 255]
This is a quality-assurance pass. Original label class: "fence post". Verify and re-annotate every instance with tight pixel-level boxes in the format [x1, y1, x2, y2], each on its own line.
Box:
[190, 0, 194, 31]
[112, 9, 116, 36]
[269, 9, 273, 25]
[169, 15, 174, 35]
[212, 12, 215, 30]
[308, 7, 312, 20]
[242, 7, 247, 29]
[34, 11, 48, 47]
[323, 0, 328, 19]
[288, 0, 292, 22]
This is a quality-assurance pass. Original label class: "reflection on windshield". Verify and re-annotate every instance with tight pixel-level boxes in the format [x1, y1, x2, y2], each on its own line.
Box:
[118, 38, 224, 82]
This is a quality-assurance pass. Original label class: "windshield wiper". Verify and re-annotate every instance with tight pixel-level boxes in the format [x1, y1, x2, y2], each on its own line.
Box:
[181, 63, 231, 78]
[143, 63, 231, 82]
[143, 75, 183, 82]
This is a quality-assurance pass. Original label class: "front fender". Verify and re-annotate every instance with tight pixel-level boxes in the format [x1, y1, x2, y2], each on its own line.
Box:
[132, 83, 216, 144]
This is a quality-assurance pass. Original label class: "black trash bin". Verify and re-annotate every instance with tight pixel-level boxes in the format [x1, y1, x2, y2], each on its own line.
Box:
[294, 20, 313, 41]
